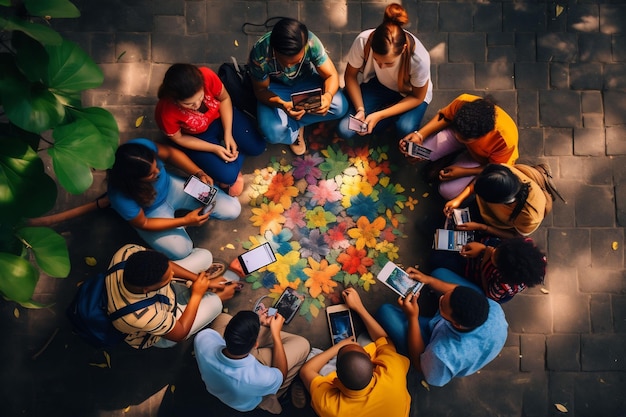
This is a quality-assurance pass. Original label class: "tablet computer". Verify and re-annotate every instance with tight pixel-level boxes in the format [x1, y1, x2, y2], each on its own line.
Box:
[377, 261, 424, 297]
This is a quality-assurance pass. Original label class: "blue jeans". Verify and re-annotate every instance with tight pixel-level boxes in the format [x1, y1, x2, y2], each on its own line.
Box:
[375, 268, 483, 356]
[137, 175, 241, 260]
[184, 108, 266, 185]
[336, 77, 428, 140]
[257, 74, 348, 145]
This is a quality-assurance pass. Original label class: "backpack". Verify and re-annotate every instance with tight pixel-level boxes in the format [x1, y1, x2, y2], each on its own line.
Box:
[66, 262, 170, 349]
[218, 56, 257, 120]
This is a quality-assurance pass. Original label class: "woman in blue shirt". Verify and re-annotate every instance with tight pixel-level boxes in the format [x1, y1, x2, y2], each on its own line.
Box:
[107, 138, 240, 261]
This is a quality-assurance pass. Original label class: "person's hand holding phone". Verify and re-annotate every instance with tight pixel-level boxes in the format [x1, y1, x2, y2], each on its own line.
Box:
[195, 171, 214, 186]
[398, 291, 419, 319]
[282, 100, 306, 120]
[269, 312, 285, 336]
[185, 207, 211, 226]
[405, 267, 432, 287]
[460, 241, 486, 258]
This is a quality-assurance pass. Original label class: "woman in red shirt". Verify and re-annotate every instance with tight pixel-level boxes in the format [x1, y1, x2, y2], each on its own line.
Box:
[155, 64, 265, 196]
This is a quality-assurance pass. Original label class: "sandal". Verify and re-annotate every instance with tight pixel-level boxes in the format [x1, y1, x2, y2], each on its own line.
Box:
[289, 127, 307, 156]
[290, 379, 307, 409]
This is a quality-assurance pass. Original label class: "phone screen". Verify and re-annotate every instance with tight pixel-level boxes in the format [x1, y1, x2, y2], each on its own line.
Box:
[407, 142, 432, 160]
[348, 115, 368, 133]
[239, 243, 277, 274]
[274, 288, 304, 324]
[329, 310, 354, 345]
[387, 267, 414, 295]
[183, 176, 217, 206]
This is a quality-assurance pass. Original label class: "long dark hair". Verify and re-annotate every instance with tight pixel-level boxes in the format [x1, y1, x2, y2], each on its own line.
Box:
[474, 164, 530, 222]
[270, 18, 308, 56]
[157, 63, 204, 101]
[371, 3, 408, 56]
[108, 143, 157, 206]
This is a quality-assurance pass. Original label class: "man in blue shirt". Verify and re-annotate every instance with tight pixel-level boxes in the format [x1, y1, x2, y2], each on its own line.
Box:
[376, 267, 508, 387]
[194, 310, 310, 414]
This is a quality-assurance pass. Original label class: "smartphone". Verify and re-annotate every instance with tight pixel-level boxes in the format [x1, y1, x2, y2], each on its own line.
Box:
[326, 304, 355, 345]
[348, 115, 368, 133]
[291, 88, 322, 110]
[377, 261, 424, 298]
[183, 175, 217, 214]
[406, 142, 432, 160]
[237, 242, 277, 275]
[267, 307, 277, 317]
[273, 287, 305, 324]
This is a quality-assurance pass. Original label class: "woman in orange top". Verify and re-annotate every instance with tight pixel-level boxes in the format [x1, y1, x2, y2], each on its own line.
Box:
[400, 94, 518, 200]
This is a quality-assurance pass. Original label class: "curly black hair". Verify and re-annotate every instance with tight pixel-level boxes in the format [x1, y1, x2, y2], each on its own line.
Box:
[452, 99, 495, 139]
[449, 286, 489, 329]
[495, 238, 546, 286]
[124, 250, 170, 288]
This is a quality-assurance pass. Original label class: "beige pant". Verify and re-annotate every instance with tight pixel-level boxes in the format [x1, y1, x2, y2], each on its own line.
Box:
[208, 313, 311, 414]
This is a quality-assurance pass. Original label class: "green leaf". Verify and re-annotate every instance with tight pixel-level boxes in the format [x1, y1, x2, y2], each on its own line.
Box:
[16, 299, 55, 309]
[1, 79, 65, 134]
[0, 253, 38, 302]
[12, 30, 49, 83]
[16, 227, 70, 278]
[0, 16, 62, 46]
[24, 0, 80, 18]
[45, 39, 103, 91]
[51, 118, 115, 169]
[66, 107, 119, 155]
[48, 147, 93, 194]
[0, 0, 10, 6]
[0, 139, 57, 219]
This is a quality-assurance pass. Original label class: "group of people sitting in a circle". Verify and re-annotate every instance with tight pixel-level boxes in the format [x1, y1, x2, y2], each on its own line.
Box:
[97, 4, 561, 416]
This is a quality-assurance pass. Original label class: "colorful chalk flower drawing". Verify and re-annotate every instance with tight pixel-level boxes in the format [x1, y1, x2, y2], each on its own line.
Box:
[244, 126, 409, 321]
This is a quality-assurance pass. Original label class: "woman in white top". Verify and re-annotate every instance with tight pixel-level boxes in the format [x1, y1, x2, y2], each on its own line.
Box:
[337, 3, 432, 139]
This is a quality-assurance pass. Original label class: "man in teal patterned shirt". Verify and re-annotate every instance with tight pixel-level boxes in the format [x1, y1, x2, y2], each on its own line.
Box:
[248, 17, 347, 155]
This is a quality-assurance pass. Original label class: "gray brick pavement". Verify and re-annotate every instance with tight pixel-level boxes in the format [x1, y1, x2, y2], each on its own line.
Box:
[3, 1, 624, 416]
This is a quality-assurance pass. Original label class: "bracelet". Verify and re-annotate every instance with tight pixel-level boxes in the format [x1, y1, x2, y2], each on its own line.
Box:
[414, 131, 424, 141]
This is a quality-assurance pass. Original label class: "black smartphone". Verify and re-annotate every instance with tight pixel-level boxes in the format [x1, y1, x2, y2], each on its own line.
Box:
[237, 242, 277, 275]
[273, 287, 305, 324]
[326, 304, 355, 345]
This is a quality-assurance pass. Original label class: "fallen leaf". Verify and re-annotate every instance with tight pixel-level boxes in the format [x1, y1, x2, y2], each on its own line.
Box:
[170, 385, 176, 393]
[85, 257, 97, 266]
[422, 192, 429, 198]
[612, 241, 619, 251]
[135, 116, 144, 128]
[234, 39, 239, 47]
[421, 380, 430, 391]
[556, 5, 564, 17]
[411, 188, 415, 192]
[555, 403, 568, 413]
[123, 406, 131, 413]
[225, 243, 235, 250]
[13, 308, 19, 318]
[103, 351, 111, 368]
[540, 288, 550, 294]
[89, 363, 108, 368]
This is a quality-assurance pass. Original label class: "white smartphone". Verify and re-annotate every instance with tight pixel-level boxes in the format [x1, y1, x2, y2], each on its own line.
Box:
[237, 242, 277, 275]
[183, 175, 217, 214]
[348, 115, 368, 133]
[377, 261, 424, 298]
[326, 304, 355, 345]
[406, 142, 432, 160]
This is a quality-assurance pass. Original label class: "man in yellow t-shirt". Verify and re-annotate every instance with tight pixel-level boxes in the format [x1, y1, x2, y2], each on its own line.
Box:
[300, 288, 411, 417]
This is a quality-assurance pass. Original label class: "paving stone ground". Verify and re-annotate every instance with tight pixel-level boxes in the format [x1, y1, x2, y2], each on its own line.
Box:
[2, 1, 625, 416]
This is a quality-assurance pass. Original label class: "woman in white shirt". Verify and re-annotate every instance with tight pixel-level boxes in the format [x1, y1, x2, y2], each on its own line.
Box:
[337, 3, 432, 140]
